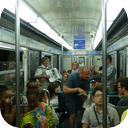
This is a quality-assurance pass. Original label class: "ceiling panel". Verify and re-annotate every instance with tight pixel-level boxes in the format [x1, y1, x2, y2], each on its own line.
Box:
[23, 0, 102, 49]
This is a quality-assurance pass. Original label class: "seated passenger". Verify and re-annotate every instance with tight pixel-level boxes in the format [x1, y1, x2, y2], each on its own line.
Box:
[82, 75, 102, 109]
[20, 82, 55, 128]
[63, 69, 67, 74]
[63, 73, 68, 87]
[120, 109, 128, 128]
[117, 77, 128, 106]
[0, 85, 16, 126]
[48, 82, 60, 110]
[82, 86, 120, 128]
[83, 82, 115, 110]
[48, 82, 66, 128]
[5, 62, 15, 83]
[29, 76, 40, 85]
[21, 77, 41, 105]
[39, 89, 59, 127]
[70, 61, 79, 74]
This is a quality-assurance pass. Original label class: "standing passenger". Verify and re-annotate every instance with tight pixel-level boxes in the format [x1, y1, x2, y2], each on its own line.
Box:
[70, 61, 79, 73]
[91, 54, 116, 91]
[64, 66, 90, 128]
[34, 57, 52, 89]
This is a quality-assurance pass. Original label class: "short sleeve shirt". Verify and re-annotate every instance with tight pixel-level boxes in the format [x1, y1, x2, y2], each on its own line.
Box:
[34, 64, 49, 76]
[82, 105, 120, 128]
[64, 72, 90, 101]
[120, 109, 128, 127]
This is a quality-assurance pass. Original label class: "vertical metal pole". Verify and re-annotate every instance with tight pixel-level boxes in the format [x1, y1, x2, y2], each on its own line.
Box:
[90, 51, 91, 69]
[61, 35, 63, 91]
[102, 0, 107, 128]
[15, 0, 20, 127]
[71, 48, 73, 68]
[91, 35, 94, 75]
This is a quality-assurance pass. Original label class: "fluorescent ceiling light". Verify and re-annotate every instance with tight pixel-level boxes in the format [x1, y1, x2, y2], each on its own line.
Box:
[19, 1, 37, 22]
[30, 18, 51, 34]
[3, 0, 37, 22]
[62, 39, 72, 50]
[3, 0, 72, 50]
[46, 30, 59, 40]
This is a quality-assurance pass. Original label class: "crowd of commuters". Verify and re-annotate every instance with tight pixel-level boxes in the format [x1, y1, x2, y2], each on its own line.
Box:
[0, 55, 128, 128]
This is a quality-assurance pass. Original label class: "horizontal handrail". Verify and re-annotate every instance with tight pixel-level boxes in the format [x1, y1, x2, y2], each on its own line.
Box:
[0, 69, 24, 75]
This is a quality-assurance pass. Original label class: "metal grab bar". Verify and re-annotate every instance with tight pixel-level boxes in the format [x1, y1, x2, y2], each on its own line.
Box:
[107, 95, 128, 97]
[41, 89, 50, 106]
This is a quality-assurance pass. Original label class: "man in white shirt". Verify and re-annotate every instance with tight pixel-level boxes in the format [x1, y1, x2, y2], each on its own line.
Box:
[34, 57, 51, 89]
[82, 86, 120, 128]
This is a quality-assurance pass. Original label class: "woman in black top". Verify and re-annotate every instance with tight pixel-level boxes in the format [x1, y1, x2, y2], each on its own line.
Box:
[0, 85, 16, 126]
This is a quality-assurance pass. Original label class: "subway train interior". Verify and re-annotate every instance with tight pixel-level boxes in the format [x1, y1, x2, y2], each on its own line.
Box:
[0, 0, 128, 128]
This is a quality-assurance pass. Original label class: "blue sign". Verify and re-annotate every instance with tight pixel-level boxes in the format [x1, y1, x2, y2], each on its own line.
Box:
[64, 51, 72, 55]
[86, 51, 100, 55]
[74, 40, 85, 49]
[74, 30, 85, 39]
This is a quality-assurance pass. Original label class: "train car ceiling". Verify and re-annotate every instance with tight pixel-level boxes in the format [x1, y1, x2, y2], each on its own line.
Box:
[0, 9, 70, 51]
[1, 0, 127, 52]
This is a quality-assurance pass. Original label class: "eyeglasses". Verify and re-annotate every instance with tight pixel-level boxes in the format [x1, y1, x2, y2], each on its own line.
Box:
[118, 87, 122, 89]
[94, 94, 103, 98]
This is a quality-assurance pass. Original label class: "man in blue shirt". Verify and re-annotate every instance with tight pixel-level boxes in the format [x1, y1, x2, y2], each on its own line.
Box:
[64, 66, 90, 128]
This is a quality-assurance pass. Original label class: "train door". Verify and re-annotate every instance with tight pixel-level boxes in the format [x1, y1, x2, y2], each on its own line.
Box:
[53, 54, 59, 69]
[109, 52, 117, 80]
[27, 50, 41, 80]
[86, 56, 90, 68]
[123, 48, 127, 77]
[63, 56, 73, 71]
[117, 49, 124, 79]
[33, 51, 41, 72]
[77, 56, 86, 69]
[93, 56, 102, 71]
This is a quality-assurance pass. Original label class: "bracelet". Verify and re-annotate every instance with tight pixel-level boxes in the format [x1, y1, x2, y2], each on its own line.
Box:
[4, 114, 10, 117]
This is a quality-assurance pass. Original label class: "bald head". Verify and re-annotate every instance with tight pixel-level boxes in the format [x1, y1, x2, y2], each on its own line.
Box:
[80, 66, 90, 80]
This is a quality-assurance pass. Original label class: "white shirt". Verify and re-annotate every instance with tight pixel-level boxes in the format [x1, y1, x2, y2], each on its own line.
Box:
[34, 64, 49, 76]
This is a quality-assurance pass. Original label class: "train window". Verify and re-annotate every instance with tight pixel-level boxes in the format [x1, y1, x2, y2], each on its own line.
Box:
[79, 57, 85, 65]
[0, 71, 24, 94]
[0, 49, 23, 71]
